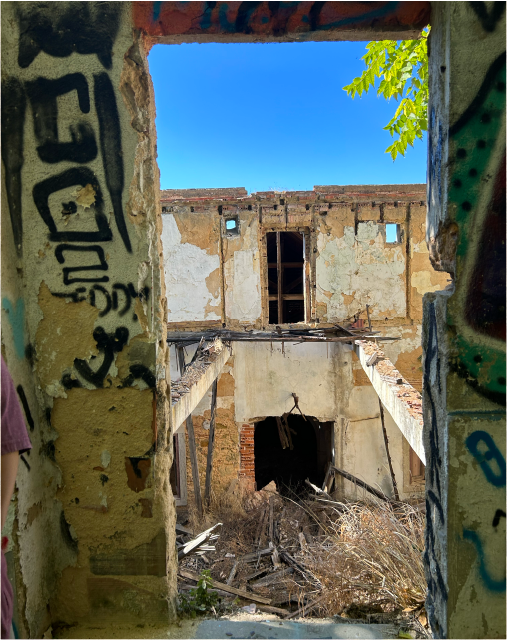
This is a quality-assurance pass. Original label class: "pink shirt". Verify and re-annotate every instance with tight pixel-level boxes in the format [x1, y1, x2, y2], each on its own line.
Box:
[2, 357, 32, 639]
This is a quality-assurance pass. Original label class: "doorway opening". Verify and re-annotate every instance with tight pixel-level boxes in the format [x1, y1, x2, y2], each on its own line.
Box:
[254, 414, 333, 496]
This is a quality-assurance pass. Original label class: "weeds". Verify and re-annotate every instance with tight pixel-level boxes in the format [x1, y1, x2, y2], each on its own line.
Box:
[178, 569, 220, 618]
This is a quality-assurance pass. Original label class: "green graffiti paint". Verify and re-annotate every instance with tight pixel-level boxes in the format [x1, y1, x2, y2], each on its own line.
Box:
[2, 297, 25, 359]
[447, 55, 506, 404]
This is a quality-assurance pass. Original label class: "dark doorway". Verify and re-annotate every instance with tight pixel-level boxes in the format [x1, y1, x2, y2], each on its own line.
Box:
[254, 414, 333, 495]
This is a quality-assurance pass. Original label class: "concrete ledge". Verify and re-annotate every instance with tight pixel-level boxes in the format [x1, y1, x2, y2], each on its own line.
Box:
[354, 341, 425, 464]
[171, 343, 231, 433]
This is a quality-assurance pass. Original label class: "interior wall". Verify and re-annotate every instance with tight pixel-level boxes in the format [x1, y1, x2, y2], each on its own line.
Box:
[1, 2, 175, 632]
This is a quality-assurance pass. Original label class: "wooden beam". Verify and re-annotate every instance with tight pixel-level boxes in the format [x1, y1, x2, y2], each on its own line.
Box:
[276, 231, 283, 324]
[268, 294, 304, 301]
[331, 464, 390, 502]
[176, 346, 203, 516]
[178, 569, 272, 605]
[204, 378, 218, 507]
[379, 399, 400, 501]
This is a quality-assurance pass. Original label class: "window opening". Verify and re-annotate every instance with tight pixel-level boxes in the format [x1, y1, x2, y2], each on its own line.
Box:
[223, 215, 240, 236]
[409, 446, 425, 482]
[267, 231, 304, 324]
[386, 223, 401, 243]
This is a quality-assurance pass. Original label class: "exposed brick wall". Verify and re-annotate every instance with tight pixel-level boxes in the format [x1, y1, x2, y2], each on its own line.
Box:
[239, 423, 255, 489]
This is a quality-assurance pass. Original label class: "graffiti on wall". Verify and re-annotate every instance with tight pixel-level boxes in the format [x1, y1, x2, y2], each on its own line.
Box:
[1, 3, 132, 285]
[133, 1, 430, 39]
[462, 428, 506, 593]
[447, 44, 506, 406]
[1, 298, 25, 359]
[0, 4, 157, 391]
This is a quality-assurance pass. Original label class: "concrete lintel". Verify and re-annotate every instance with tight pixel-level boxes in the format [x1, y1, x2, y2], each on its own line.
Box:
[171, 344, 231, 433]
[354, 341, 425, 464]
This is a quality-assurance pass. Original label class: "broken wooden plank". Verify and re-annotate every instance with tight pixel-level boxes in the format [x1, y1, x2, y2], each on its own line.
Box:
[331, 465, 389, 502]
[379, 399, 400, 501]
[175, 523, 193, 536]
[244, 567, 270, 582]
[285, 593, 326, 619]
[257, 604, 290, 617]
[255, 505, 268, 548]
[177, 523, 222, 560]
[226, 560, 239, 586]
[178, 569, 272, 605]
[305, 478, 332, 501]
[240, 548, 273, 563]
[204, 378, 218, 507]
[268, 496, 274, 544]
[251, 567, 293, 588]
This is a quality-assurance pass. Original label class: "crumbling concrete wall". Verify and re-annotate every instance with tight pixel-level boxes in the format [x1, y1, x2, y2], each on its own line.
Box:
[423, 3, 506, 638]
[1, 2, 175, 634]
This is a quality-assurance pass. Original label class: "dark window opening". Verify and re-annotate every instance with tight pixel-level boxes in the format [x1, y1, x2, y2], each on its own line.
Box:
[170, 435, 180, 498]
[254, 414, 333, 496]
[267, 231, 305, 324]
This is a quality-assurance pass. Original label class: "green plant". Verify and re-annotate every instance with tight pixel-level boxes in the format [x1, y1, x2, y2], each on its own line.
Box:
[343, 27, 430, 160]
[178, 569, 220, 618]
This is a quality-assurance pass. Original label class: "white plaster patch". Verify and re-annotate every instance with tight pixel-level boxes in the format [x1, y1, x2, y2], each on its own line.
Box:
[225, 249, 262, 322]
[162, 214, 221, 322]
[316, 223, 406, 320]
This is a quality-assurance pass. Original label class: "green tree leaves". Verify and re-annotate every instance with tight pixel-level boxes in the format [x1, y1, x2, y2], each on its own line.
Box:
[343, 27, 430, 161]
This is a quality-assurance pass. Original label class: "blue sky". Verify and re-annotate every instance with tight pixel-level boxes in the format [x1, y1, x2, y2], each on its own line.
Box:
[149, 41, 427, 193]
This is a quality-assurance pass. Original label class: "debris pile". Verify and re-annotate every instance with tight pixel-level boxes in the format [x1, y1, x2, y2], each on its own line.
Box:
[171, 338, 224, 405]
[175, 483, 429, 637]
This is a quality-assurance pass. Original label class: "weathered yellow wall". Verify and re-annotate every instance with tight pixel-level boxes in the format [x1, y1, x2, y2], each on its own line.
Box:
[1, 2, 175, 633]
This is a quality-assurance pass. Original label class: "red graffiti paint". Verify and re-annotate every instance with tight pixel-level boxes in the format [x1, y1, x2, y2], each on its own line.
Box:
[133, 2, 430, 40]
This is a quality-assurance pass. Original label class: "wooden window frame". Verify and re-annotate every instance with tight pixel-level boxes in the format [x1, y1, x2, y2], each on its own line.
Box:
[260, 227, 314, 326]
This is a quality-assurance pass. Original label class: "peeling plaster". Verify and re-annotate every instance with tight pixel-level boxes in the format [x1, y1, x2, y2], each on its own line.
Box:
[316, 223, 406, 320]
[162, 214, 220, 321]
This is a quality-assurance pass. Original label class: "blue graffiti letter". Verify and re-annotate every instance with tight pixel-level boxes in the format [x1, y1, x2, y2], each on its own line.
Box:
[466, 430, 506, 487]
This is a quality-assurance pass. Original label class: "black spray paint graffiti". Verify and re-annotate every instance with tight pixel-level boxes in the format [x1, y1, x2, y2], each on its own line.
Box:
[1, 11, 132, 277]
[16, 3, 120, 70]
[469, 2, 506, 33]
[72, 326, 129, 388]
[52, 282, 150, 320]
[61, 326, 155, 390]
[1, 77, 26, 256]
[423, 301, 448, 636]
[55, 245, 109, 285]
[26, 73, 97, 164]
[16, 385, 35, 432]
[492, 509, 506, 527]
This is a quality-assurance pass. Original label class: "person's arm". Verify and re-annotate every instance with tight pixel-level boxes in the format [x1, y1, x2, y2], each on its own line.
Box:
[1, 451, 19, 530]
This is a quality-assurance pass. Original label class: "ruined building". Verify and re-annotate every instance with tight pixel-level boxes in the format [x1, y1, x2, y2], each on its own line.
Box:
[162, 184, 447, 507]
[1, 2, 505, 639]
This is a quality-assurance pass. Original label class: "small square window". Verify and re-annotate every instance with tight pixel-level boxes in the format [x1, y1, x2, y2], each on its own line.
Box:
[223, 216, 239, 236]
[386, 223, 401, 243]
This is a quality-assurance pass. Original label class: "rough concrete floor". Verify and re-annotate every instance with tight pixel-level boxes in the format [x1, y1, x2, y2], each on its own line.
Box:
[56, 612, 405, 639]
